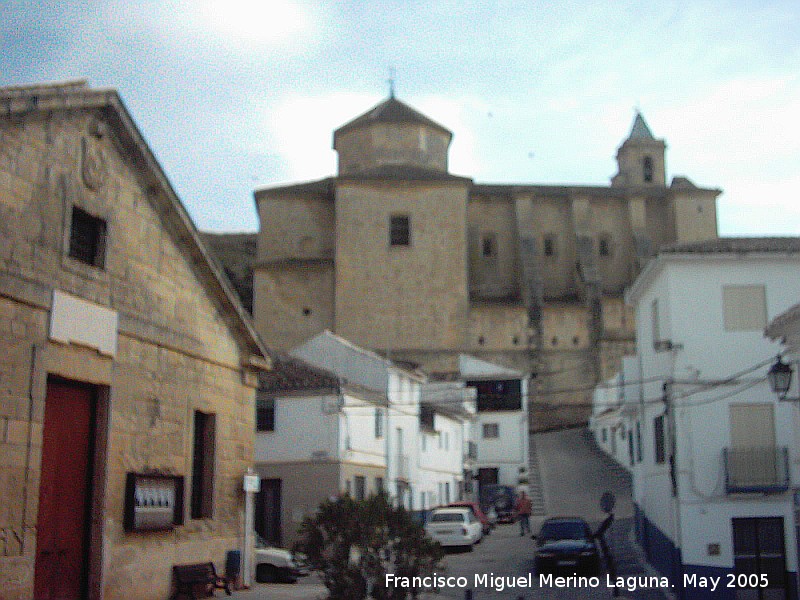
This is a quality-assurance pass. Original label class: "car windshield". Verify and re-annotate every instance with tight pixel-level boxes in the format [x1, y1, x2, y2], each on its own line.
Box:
[430, 512, 464, 523]
[539, 520, 588, 541]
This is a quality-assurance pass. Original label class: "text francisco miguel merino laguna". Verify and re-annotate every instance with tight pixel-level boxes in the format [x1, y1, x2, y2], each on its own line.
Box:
[386, 573, 673, 593]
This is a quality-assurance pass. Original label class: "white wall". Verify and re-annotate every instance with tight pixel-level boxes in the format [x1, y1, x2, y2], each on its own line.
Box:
[254, 393, 340, 462]
[292, 330, 391, 391]
[627, 252, 800, 570]
[417, 412, 465, 508]
[342, 396, 388, 468]
[386, 371, 422, 508]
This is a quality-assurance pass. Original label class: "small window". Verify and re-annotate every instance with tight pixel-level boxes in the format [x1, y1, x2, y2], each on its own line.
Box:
[543, 235, 556, 257]
[482, 234, 497, 258]
[354, 476, 366, 501]
[598, 236, 611, 257]
[375, 407, 384, 438]
[482, 423, 499, 439]
[390, 215, 410, 246]
[69, 206, 106, 267]
[643, 156, 654, 182]
[256, 397, 275, 432]
[375, 477, 384, 493]
[654, 414, 665, 464]
[602, 428, 607, 442]
[191, 411, 216, 519]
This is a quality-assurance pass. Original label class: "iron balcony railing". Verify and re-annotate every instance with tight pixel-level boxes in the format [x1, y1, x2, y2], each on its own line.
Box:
[723, 446, 789, 494]
[396, 454, 410, 480]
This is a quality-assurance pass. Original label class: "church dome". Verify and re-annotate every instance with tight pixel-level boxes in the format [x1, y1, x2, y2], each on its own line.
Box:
[333, 96, 453, 176]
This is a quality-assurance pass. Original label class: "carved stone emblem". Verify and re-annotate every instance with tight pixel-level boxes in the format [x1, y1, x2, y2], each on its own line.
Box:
[81, 136, 107, 191]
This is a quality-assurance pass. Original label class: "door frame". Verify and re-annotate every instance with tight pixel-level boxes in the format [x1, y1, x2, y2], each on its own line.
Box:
[35, 375, 109, 600]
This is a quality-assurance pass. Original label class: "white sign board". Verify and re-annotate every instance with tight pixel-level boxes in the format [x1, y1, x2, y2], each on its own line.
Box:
[243, 474, 260, 493]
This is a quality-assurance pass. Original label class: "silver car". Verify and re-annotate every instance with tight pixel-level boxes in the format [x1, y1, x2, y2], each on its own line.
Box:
[424, 507, 483, 550]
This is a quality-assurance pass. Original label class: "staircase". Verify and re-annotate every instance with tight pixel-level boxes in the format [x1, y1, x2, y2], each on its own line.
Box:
[527, 435, 547, 515]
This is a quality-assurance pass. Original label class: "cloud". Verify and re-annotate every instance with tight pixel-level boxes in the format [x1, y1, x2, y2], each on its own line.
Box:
[262, 92, 379, 182]
[194, 0, 320, 48]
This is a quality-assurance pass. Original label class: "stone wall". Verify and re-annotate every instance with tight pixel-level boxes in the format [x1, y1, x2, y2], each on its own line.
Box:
[0, 93, 260, 599]
[334, 179, 471, 353]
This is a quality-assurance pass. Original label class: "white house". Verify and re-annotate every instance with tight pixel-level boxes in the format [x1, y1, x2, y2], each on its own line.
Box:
[418, 381, 477, 509]
[253, 355, 389, 547]
[458, 355, 530, 498]
[590, 365, 636, 470]
[622, 238, 800, 600]
[289, 331, 428, 510]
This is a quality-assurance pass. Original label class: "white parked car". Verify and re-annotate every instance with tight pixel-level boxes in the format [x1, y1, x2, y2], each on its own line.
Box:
[254, 535, 306, 583]
[424, 507, 482, 550]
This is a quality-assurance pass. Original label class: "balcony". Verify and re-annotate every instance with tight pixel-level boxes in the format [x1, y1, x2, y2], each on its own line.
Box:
[723, 447, 789, 494]
[396, 454, 410, 481]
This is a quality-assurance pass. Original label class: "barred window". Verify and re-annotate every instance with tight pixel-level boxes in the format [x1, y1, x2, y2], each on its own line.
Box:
[69, 206, 106, 267]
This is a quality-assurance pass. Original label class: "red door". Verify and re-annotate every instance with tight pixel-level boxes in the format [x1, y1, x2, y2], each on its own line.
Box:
[34, 380, 95, 599]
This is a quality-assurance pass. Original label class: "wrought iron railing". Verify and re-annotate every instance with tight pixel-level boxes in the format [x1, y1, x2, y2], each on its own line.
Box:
[723, 446, 789, 494]
[396, 454, 410, 480]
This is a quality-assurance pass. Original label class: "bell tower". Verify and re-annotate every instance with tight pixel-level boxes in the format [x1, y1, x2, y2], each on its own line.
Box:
[611, 112, 666, 187]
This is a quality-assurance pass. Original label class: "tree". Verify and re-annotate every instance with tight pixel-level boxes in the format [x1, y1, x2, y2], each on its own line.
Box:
[294, 493, 444, 599]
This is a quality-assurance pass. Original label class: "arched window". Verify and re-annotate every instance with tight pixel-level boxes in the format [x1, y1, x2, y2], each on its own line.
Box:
[643, 156, 654, 182]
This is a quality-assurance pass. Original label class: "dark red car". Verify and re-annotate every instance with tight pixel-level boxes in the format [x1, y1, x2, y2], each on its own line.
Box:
[446, 502, 493, 535]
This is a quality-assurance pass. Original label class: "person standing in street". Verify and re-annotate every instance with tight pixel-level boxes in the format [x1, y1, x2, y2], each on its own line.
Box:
[514, 490, 533, 536]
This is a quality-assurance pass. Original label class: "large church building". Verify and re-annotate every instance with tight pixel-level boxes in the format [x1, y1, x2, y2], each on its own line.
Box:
[242, 95, 720, 430]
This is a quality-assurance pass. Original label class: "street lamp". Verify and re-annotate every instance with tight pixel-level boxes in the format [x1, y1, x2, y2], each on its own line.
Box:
[767, 358, 797, 401]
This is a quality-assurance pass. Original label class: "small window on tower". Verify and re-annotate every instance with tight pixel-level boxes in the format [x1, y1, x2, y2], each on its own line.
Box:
[599, 235, 612, 257]
[390, 215, 410, 246]
[482, 234, 497, 258]
[643, 156, 654, 183]
[543, 235, 557, 257]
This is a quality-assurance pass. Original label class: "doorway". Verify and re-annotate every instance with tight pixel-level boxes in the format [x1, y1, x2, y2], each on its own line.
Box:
[732, 517, 787, 599]
[34, 379, 97, 599]
[256, 479, 282, 547]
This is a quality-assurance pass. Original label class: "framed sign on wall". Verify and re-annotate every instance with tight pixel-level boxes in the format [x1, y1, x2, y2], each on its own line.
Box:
[124, 473, 184, 532]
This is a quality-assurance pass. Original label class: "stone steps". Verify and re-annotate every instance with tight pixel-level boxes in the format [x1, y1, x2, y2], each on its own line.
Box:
[526, 435, 547, 515]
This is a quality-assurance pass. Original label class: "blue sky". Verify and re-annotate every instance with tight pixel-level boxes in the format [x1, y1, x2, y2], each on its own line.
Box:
[4, 0, 799, 234]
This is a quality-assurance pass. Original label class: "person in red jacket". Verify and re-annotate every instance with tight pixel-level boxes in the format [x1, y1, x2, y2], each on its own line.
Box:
[514, 490, 533, 536]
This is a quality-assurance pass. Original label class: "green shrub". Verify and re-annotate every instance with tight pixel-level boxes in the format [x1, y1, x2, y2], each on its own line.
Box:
[294, 493, 444, 599]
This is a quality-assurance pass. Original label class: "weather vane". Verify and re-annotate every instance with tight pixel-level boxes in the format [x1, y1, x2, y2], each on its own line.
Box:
[387, 67, 396, 98]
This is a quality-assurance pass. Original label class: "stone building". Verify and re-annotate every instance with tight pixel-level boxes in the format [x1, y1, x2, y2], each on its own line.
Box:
[0, 81, 270, 599]
[237, 94, 720, 430]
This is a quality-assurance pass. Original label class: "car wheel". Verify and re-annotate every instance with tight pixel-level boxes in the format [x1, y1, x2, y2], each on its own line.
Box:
[256, 564, 279, 583]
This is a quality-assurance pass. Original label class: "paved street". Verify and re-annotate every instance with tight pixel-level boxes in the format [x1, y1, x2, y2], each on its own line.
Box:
[233, 428, 669, 600]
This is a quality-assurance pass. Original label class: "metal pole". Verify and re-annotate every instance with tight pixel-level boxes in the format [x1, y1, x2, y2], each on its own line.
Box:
[243, 471, 257, 587]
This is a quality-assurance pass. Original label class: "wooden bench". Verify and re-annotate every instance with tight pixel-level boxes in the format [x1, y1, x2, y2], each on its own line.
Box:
[172, 562, 232, 599]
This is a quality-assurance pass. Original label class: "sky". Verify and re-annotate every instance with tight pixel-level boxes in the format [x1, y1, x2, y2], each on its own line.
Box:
[3, 0, 799, 235]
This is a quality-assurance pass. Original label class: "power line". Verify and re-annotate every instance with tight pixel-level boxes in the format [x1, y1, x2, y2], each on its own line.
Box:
[317, 353, 780, 416]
